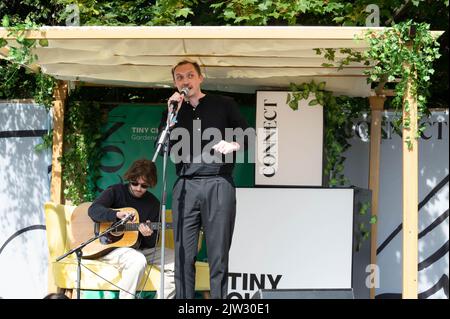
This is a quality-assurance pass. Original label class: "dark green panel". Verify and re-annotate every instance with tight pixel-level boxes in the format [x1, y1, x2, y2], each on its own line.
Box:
[99, 103, 256, 209]
[98, 104, 177, 207]
[233, 105, 256, 188]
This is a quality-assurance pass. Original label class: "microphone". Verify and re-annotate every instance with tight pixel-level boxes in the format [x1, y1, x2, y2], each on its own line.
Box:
[180, 86, 190, 97]
[169, 87, 190, 114]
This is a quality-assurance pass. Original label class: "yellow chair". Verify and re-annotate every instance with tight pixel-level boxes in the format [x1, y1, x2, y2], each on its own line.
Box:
[44, 201, 210, 297]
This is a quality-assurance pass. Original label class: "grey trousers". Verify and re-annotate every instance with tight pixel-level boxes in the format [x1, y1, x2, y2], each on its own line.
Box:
[172, 175, 236, 299]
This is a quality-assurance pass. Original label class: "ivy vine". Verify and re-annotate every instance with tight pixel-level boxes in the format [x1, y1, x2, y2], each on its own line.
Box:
[357, 200, 376, 252]
[0, 18, 106, 204]
[1, 16, 57, 152]
[1, 16, 54, 102]
[315, 21, 441, 150]
[60, 95, 106, 205]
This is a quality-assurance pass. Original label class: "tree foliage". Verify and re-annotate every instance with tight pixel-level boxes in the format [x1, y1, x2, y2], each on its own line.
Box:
[1, 0, 447, 105]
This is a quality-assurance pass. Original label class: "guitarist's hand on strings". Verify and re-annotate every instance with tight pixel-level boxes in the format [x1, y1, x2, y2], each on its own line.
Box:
[138, 221, 153, 237]
[116, 211, 137, 223]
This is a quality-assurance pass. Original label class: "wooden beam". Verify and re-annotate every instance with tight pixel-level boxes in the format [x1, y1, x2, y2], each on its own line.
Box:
[402, 67, 418, 299]
[368, 95, 385, 299]
[0, 26, 443, 41]
[0, 25, 383, 40]
[50, 80, 68, 204]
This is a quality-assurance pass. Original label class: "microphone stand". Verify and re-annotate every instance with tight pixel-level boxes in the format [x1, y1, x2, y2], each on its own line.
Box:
[56, 215, 133, 299]
[152, 108, 177, 299]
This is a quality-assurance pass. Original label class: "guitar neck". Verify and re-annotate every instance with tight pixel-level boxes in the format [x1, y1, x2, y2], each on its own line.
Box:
[123, 222, 172, 231]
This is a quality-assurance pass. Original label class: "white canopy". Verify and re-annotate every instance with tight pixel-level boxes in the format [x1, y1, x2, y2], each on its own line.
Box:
[0, 25, 436, 96]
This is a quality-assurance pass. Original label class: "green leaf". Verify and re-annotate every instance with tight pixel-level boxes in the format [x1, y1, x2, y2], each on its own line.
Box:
[258, 2, 269, 11]
[406, 140, 413, 150]
[17, 34, 25, 43]
[223, 10, 236, 20]
[321, 62, 334, 68]
[317, 97, 324, 105]
[286, 93, 291, 104]
[175, 8, 193, 19]
[288, 100, 298, 110]
[39, 39, 49, 47]
[302, 89, 309, 99]
[315, 91, 324, 100]
[210, 3, 224, 10]
[0, 38, 7, 47]
[370, 74, 378, 82]
[297, 83, 307, 91]
[2, 15, 9, 28]
[309, 99, 319, 106]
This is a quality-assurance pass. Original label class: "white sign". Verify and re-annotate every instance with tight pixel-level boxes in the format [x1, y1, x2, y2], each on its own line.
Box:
[228, 188, 354, 299]
[255, 91, 323, 186]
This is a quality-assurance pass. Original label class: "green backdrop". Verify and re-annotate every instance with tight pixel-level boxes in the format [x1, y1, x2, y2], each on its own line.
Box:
[98, 103, 256, 205]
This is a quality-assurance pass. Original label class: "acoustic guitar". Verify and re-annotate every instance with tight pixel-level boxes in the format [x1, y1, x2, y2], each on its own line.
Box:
[69, 202, 172, 259]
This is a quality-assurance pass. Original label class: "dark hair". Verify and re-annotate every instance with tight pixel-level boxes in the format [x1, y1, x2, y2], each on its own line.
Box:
[44, 293, 70, 299]
[123, 159, 157, 188]
[171, 60, 202, 79]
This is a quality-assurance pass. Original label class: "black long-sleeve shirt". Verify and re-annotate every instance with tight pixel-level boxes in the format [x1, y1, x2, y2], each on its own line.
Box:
[88, 183, 160, 249]
[158, 94, 250, 177]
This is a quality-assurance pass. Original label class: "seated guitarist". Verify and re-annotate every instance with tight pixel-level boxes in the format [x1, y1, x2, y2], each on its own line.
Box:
[88, 158, 175, 299]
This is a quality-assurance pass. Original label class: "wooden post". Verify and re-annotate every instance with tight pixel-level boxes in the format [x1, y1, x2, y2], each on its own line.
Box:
[48, 80, 68, 294]
[368, 95, 385, 299]
[50, 81, 68, 204]
[402, 67, 418, 299]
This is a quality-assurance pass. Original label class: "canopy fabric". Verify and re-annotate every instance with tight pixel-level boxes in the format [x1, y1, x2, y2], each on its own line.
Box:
[0, 25, 433, 96]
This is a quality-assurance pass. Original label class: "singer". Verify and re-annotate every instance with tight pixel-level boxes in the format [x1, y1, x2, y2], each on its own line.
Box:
[88, 159, 176, 299]
[159, 60, 250, 299]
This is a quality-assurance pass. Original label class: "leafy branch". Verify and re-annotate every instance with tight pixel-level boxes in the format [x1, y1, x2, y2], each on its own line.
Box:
[1, 15, 56, 107]
[314, 21, 441, 150]
[60, 95, 106, 205]
[1, 16, 57, 154]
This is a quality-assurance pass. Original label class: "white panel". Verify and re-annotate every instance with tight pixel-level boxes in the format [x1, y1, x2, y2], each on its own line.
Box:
[228, 188, 354, 298]
[255, 91, 323, 186]
[0, 102, 51, 299]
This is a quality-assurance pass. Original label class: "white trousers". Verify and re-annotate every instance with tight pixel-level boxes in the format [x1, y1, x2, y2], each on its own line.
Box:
[98, 247, 176, 299]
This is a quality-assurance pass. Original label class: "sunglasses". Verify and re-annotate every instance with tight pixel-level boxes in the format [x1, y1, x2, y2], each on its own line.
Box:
[130, 181, 149, 189]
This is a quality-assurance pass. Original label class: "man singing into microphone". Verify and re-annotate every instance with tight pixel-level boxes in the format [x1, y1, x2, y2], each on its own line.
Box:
[159, 60, 249, 299]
